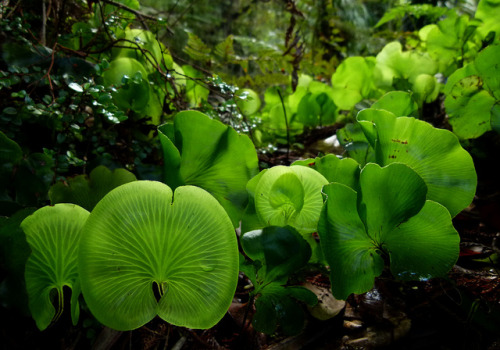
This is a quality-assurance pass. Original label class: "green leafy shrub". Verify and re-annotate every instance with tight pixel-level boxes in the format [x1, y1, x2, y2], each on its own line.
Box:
[239, 226, 316, 335]
[319, 163, 460, 300]
[444, 44, 500, 139]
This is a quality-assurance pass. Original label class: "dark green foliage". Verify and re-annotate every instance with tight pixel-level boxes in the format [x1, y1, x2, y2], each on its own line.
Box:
[240, 226, 317, 335]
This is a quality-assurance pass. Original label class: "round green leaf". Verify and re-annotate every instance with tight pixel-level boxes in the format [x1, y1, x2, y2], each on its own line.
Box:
[102, 57, 150, 112]
[318, 182, 383, 300]
[375, 41, 437, 88]
[113, 28, 164, 72]
[254, 166, 328, 234]
[21, 204, 90, 330]
[357, 109, 477, 217]
[474, 45, 500, 99]
[235, 88, 261, 116]
[385, 200, 459, 281]
[331, 56, 378, 110]
[158, 111, 259, 227]
[336, 123, 375, 166]
[78, 181, 239, 331]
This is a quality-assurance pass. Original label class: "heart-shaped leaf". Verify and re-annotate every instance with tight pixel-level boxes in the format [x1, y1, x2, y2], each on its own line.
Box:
[319, 163, 459, 300]
[158, 111, 259, 227]
[357, 108, 476, 217]
[21, 204, 90, 330]
[78, 181, 239, 331]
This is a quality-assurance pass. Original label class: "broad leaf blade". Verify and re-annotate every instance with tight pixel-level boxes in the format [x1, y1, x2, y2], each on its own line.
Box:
[318, 183, 383, 300]
[21, 204, 90, 330]
[385, 200, 459, 281]
[357, 110, 477, 217]
[158, 111, 259, 227]
[358, 163, 427, 242]
[79, 181, 239, 331]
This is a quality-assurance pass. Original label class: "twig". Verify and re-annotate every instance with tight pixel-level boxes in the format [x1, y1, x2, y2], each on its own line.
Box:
[277, 88, 290, 162]
[98, 0, 173, 34]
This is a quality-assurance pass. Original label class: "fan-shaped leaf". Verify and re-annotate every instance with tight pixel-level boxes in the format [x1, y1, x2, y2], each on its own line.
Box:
[78, 181, 239, 331]
[357, 109, 476, 217]
[21, 204, 90, 330]
[158, 111, 258, 227]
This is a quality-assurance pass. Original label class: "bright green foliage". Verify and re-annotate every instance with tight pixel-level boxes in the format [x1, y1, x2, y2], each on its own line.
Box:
[49, 166, 137, 211]
[474, 0, 500, 42]
[371, 91, 419, 118]
[420, 13, 480, 76]
[113, 28, 171, 72]
[240, 226, 316, 335]
[182, 65, 210, 107]
[102, 57, 150, 112]
[235, 88, 261, 116]
[158, 111, 259, 227]
[357, 108, 477, 217]
[331, 56, 379, 110]
[293, 154, 360, 190]
[375, 4, 449, 28]
[444, 44, 500, 139]
[318, 163, 459, 300]
[374, 41, 439, 105]
[246, 165, 328, 234]
[79, 181, 239, 331]
[296, 91, 337, 127]
[21, 204, 90, 330]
